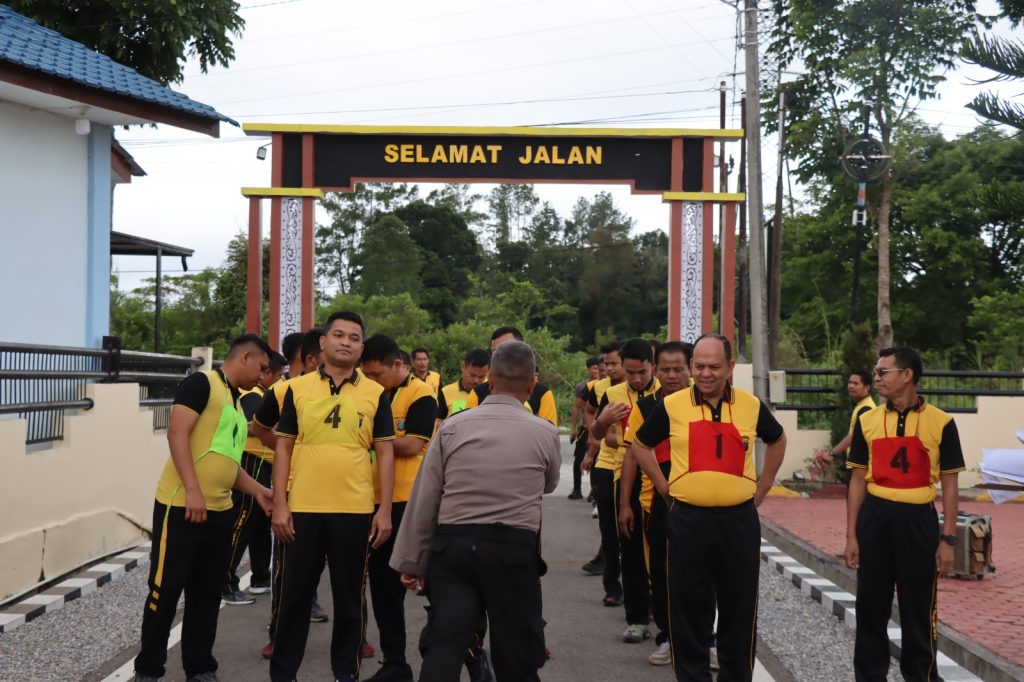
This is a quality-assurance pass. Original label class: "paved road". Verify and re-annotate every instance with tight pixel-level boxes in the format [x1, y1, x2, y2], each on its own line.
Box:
[96, 438, 778, 681]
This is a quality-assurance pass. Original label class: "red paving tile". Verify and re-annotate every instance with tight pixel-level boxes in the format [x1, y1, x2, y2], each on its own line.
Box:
[759, 497, 1024, 668]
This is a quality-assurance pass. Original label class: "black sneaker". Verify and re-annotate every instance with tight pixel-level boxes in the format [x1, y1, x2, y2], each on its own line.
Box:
[568, 490, 583, 500]
[581, 556, 604, 576]
[366, 662, 414, 682]
[249, 579, 271, 594]
[221, 589, 255, 605]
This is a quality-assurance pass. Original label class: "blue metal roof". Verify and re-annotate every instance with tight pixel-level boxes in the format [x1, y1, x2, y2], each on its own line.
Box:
[0, 4, 234, 126]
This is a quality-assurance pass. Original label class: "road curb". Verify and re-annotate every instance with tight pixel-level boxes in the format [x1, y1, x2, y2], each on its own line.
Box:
[761, 520, 1024, 682]
[0, 543, 150, 635]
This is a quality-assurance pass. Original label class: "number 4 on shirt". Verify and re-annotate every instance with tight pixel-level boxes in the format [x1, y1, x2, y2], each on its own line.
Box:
[324, 405, 342, 429]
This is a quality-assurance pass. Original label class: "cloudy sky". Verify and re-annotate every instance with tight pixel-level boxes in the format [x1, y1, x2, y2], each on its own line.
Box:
[111, 0, 1016, 291]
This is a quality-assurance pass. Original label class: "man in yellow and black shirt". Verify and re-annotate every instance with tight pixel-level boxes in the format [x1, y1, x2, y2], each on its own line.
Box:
[619, 340, 692, 666]
[411, 346, 441, 397]
[845, 347, 964, 682]
[827, 370, 876, 464]
[568, 357, 602, 499]
[436, 348, 490, 424]
[221, 350, 287, 603]
[462, 326, 558, 426]
[134, 334, 273, 682]
[592, 338, 661, 643]
[580, 341, 624, 596]
[267, 312, 396, 682]
[360, 334, 438, 682]
[631, 334, 786, 682]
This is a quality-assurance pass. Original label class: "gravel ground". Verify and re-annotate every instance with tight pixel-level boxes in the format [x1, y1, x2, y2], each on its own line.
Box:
[758, 560, 904, 682]
[0, 558, 150, 682]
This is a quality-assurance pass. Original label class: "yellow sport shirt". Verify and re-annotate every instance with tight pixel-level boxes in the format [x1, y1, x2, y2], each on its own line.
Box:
[848, 398, 965, 504]
[599, 377, 660, 479]
[373, 373, 437, 504]
[275, 367, 395, 513]
[464, 380, 558, 426]
[634, 384, 784, 507]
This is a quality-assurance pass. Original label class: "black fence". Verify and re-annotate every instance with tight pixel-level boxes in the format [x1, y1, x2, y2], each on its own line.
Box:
[777, 367, 1024, 430]
[0, 337, 203, 445]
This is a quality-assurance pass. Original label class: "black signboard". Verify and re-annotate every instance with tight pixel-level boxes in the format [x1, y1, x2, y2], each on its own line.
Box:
[276, 133, 705, 193]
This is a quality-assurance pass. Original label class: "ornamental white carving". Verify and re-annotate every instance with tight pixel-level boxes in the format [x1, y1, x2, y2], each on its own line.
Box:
[279, 198, 303, 350]
[681, 201, 703, 343]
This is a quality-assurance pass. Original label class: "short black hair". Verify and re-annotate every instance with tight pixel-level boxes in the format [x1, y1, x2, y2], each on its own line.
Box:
[464, 348, 491, 367]
[656, 341, 693, 365]
[281, 332, 303, 364]
[268, 351, 288, 372]
[323, 311, 365, 338]
[851, 370, 872, 386]
[878, 346, 923, 384]
[300, 328, 323, 362]
[412, 347, 429, 358]
[586, 356, 601, 368]
[361, 334, 402, 365]
[227, 333, 273, 360]
[620, 338, 654, 363]
[693, 333, 732, 362]
[491, 326, 523, 342]
[600, 340, 623, 355]
[399, 350, 411, 365]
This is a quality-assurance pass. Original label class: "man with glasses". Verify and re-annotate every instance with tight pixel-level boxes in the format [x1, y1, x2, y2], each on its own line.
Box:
[844, 347, 965, 682]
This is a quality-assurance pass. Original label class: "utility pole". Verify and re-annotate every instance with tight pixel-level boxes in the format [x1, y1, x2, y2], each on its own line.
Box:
[737, 97, 748, 361]
[744, 0, 769, 400]
[768, 87, 785, 368]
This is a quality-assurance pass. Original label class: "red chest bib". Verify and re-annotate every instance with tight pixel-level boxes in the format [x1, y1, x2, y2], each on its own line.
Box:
[871, 435, 931, 488]
[687, 406, 747, 477]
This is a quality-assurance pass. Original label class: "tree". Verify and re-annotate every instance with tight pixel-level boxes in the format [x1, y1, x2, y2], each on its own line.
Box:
[351, 215, 424, 298]
[394, 201, 481, 326]
[963, 0, 1024, 130]
[487, 184, 540, 245]
[768, 0, 976, 348]
[214, 232, 270, 336]
[316, 183, 418, 296]
[9, 0, 245, 85]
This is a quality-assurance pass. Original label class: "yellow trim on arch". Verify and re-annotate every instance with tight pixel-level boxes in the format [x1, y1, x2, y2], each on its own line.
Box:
[242, 123, 745, 140]
[662, 191, 746, 202]
[241, 187, 325, 198]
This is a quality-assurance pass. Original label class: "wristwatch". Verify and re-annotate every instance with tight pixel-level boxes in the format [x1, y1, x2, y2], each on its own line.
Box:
[939, 534, 958, 546]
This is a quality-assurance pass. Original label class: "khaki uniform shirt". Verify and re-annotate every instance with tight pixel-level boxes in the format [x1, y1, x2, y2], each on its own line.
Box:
[389, 394, 561, 576]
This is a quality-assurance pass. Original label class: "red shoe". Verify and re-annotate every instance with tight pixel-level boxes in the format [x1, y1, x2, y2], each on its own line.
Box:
[260, 640, 274, 660]
[545, 647, 552, 660]
[360, 642, 376, 659]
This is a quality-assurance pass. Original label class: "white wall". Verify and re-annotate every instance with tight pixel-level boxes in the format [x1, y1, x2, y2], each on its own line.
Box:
[0, 101, 90, 346]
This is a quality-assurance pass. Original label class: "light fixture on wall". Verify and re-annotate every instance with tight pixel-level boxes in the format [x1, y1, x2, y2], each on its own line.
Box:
[74, 117, 91, 135]
[256, 143, 270, 160]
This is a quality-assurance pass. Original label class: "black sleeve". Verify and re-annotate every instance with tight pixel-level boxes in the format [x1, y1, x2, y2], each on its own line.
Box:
[575, 381, 589, 400]
[634, 400, 670, 449]
[939, 419, 967, 472]
[373, 389, 396, 440]
[756, 401, 784, 444]
[276, 386, 298, 438]
[848, 419, 868, 468]
[173, 372, 210, 414]
[855, 405, 872, 420]
[595, 391, 609, 418]
[254, 385, 281, 428]
[587, 386, 600, 408]
[239, 392, 263, 422]
[403, 395, 437, 439]
[436, 388, 449, 420]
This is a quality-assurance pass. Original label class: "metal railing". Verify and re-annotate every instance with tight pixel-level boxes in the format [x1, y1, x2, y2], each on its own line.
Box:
[777, 367, 1024, 429]
[0, 337, 202, 445]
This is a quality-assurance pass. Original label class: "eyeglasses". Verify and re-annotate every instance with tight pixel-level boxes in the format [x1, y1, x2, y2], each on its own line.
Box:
[873, 367, 904, 377]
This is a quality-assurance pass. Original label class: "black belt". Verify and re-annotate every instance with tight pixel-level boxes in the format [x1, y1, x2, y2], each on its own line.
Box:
[437, 523, 538, 546]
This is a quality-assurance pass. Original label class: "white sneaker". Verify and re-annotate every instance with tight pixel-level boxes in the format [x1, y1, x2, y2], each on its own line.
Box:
[649, 641, 671, 666]
[591, 505, 599, 518]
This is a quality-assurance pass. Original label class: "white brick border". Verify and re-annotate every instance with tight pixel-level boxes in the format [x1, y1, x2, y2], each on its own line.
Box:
[760, 538, 982, 682]
[0, 543, 150, 635]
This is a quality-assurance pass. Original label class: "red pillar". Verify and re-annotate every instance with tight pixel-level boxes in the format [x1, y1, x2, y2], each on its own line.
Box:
[720, 203, 737, 343]
[667, 138, 684, 340]
[246, 197, 262, 335]
[301, 134, 316, 331]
